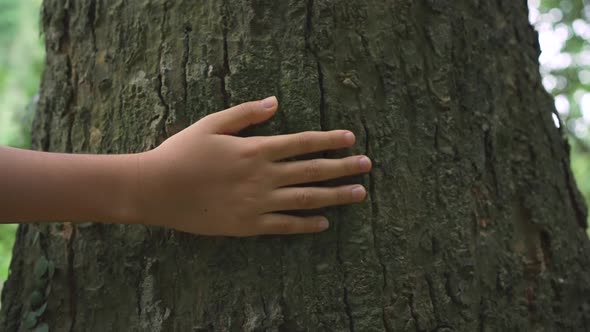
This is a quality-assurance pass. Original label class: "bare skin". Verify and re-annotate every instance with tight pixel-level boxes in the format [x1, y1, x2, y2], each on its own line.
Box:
[0, 96, 372, 236]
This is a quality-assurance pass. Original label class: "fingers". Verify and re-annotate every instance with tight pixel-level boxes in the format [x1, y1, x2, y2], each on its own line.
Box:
[205, 96, 278, 134]
[260, 130, 355, 161]
[275, 155, 372, 186]
[255, 213, 329, 235]
[268, 185, 366, 211]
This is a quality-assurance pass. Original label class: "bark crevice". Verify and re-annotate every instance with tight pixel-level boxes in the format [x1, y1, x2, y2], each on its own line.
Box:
[87, 0, 97, 52]
[336, 210, 354, 331]
[305, 0, 326, 132]
[65, 56, 76, 153]
[182, 25, 191, 112]
[155, 3, 170, 143]
[67, 225, 78, 332]
[220, 0, 231, 108]
[408, 294, 420, 332]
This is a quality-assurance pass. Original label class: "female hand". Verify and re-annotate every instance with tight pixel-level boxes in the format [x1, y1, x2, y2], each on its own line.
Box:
[137, 96, 372, 236]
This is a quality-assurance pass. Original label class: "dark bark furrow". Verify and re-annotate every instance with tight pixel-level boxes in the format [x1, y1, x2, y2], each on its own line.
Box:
[182, 26, 191, 115]
[220, 0, 230, 109]
[478, 297, 485, 332]
[87, 0, 97, 52]
[335, 220, 354, 331]
[155, 3, 170, 142]
[66, 226, 77, 332]
[316, 62, 326, 132]
[408, 295, 420, 332]
[64, 43, 76, 153]
[304, 0, 326, 133]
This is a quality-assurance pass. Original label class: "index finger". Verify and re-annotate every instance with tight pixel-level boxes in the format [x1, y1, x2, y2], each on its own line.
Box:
[260, 130, 355, 161]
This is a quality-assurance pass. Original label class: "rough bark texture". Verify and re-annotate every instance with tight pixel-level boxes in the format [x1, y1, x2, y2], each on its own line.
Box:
[2, 0, 590, 331]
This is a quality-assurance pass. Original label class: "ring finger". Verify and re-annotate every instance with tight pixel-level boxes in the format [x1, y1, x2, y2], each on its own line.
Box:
[267, 185, 367, 211]
[275, 155, 371, 186]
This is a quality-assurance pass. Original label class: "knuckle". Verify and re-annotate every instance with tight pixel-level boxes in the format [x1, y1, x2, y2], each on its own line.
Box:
[242, 144, 260, 158]
[296, 133, 313, 152]
[277, 218, 293, 234]
[241, 141, 262, 158]
[296, 189, 313, 208]
[304, 160, 322, 181]
[236, 103, 253, 122]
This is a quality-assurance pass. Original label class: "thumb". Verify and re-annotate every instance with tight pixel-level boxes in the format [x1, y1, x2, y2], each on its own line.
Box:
[206, 96, 278, 134]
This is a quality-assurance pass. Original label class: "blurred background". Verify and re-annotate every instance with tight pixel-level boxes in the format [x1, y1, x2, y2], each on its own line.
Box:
[0, 0, 44, 290]
[0, 0, 588, 288]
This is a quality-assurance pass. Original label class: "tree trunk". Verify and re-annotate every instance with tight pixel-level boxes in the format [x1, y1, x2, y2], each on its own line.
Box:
[2, 0, 590, 331]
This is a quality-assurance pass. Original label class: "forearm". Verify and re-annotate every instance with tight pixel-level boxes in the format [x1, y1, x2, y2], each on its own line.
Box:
[0, 146, 138, 224]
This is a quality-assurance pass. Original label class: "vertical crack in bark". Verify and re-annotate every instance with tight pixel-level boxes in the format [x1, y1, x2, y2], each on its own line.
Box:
[361, 117, 386, 291]
[305, 0, 326, 132]
[316, 62, 326, 132]
[67, 226, 78, 332]
[304, 0, 313, 52]
[59, 0, 76, 153]
[220, 0, 231, 108]
[307, 3, 350, 328]
[425, 275, 439, 323]
[155, 3, 170, 143]
[336, 210, 354, 331]
[478, 296, 486, 332]
[42, 104, 54, 152]
[360, 101, 388, 331]
[483, 129, 500, 199]
[135, 256, 147, 319]
[277, 245, 286, 328]
[408, 294, 420, 332]
[260, 293, 268, 328]
[343, 288, 354, 332]
[58, 2, 70, 54]
[88, 0, 97, 52]
[182, 25, 191, 113]
[65, 56, 76, 153]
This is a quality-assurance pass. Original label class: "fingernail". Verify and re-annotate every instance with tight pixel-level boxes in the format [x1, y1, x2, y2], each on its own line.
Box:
[352, 185, 366, 201]
[344, 132, 355, 145]
[359, 156, 371, 171]
[261, 96, 277, 109]
[318, 218, 329, 230]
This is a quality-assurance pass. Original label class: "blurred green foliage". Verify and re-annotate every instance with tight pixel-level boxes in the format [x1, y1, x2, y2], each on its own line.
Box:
[0, 0, 44, 286]
[0, 0, 44, 148]
[528, 0, 590, 235]
[0, 0, 588, 288]
[0, 224, 16, 284]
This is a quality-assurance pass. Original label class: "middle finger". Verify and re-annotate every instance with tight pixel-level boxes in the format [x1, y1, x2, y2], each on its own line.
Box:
[274, 155, 371, 186]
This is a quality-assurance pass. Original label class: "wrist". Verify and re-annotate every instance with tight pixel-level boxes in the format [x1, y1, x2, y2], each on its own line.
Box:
[107, 153, 144, 226]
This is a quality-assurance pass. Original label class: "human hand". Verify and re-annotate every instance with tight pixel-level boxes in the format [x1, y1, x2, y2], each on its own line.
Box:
[136, 96, 372, 236]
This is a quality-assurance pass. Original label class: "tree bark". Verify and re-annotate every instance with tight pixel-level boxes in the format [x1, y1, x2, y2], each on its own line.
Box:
[2, 0, 590, 331]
